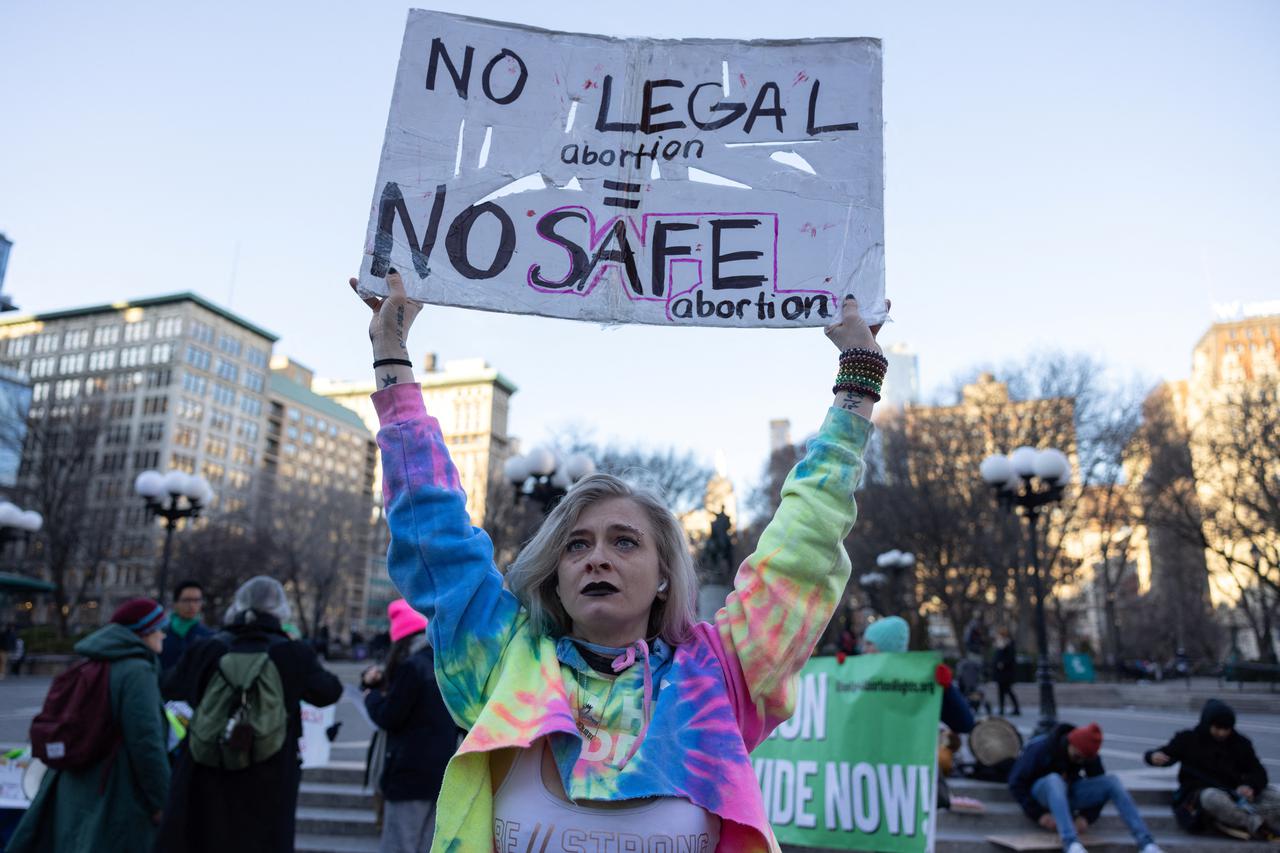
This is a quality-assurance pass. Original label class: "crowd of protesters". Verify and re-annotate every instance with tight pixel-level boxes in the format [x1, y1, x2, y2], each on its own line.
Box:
[3, 278, 1278, 853]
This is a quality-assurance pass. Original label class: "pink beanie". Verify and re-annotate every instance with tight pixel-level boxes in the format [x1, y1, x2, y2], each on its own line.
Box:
[388, 599, 428, 643]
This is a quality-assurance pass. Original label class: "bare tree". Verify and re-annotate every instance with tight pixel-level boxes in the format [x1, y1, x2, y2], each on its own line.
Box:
[5, 401, 115, 636]
[171, 513, 271, 625]
[264, 482, 373, 638]
[1142, 383, 1280, 661]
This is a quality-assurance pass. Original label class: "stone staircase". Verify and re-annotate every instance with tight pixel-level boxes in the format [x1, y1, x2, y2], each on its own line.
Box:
[785, 777, 1275, 852]
[294, 762, 1275, 852]
[294, 761, 380, 853]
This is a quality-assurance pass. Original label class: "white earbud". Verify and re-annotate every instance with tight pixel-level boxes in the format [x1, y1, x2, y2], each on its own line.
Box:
[657, 579, 669, 592]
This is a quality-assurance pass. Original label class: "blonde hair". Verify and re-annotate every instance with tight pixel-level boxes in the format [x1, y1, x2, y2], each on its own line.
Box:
[505, 473, 699, 646]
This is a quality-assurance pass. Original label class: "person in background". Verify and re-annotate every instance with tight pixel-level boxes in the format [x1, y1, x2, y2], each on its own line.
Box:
[160, 580, 213, 674]
[862, 616, 974, 735]
[0, 624, 15, 679]
[9, 599, 171, 852]
[362, 599, 459, 853]
[1009, 721, 1163, 853]
[993, 626, 1021, 716]
[156, 576, 343, 853]
[1145, 698, 1278, 840]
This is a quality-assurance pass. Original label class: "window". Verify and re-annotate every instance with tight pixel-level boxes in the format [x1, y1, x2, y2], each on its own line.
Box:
[58, 354, 86, 373]
[182, 372, 207, 396]
[142, 396, 168, 416]
[151, 343, 173, 363]
[31, 383, 49, 402]
[189, 320, 214, 345]
[205, 437, 228, 458]
[54, 379, 81, 399]
[133, 449, 160, 469]
[209, 409, 232, 432]
[242, 371, 264, 393]
[100, 451, 128, 473]
[184, 345, 211, 371]
[286, 425, 299, 440]
[287, 407, 300, 421]
[88, 350, 117, 371]
[202, 461, 225, 484]
[236, 419, 260, 442]
[227, 469, 252, 490]
[211, 383, 235, 407]
[63, 328, 90, 349]
[120, 346, 148, 367]
[174, 426, 199, 449]
[239, 397, 261, 417]
[304, 414, 316, 428]
[29, 357, 56, 378]
[110, 372, 139, 393]
[93, 325, 121, 346]
[170, 453, 197, 474]
[145, 368, 171, 388]
[124, 321, 152, 342]
[231, 443, 256, 466]
[215, 358, 239, 383]
[85, 377, 108, 396]
[139, 421, 165, 442]
[8, 337, 32, 356]
[34, 333, 60, 354]
[155, 316, 183, 338]
[246, 347, 269, 369]
[178, 397, 204, 422]
[218, 335, 243, 358]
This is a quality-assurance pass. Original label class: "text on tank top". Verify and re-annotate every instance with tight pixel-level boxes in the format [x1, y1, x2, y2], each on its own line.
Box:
[492, 740, 721, 852]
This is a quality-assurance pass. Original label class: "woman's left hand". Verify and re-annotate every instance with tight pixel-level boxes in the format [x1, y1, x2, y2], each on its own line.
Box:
[824, 295, 888, 353]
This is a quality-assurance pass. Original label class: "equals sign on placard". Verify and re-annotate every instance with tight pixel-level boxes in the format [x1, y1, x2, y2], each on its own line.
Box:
[603, 180, 641, 209]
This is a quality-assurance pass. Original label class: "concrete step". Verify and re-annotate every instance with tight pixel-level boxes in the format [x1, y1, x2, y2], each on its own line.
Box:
[298, 781, 376, 810]
[295, 806, 379, 837]
[949, 777, 1173, 807]
[294, 834, 381, 853]
[933, 828, 1271, 852]
[939, 799, 1180, 833]
[301, 761, 367, 785]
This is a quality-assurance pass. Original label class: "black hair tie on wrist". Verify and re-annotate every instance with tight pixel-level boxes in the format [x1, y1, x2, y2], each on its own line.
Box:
[373, 358, 414, 368]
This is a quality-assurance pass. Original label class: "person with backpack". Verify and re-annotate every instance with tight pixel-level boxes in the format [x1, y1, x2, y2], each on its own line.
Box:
[155, 576, 342, 853]
[9, 598, 171, 853]
[362, 599, 459, 853]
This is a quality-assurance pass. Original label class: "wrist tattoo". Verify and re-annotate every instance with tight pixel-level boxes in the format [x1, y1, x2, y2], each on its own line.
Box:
[839, 390, 868, 412]
[381, 373, 399, 388]
[395, 305, 406, 351]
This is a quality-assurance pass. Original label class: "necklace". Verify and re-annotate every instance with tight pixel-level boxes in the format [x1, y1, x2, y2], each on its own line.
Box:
[573, 669, 617, 744]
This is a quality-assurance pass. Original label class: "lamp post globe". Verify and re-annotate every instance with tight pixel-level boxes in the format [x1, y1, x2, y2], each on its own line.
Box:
[136, 468, 213, 600]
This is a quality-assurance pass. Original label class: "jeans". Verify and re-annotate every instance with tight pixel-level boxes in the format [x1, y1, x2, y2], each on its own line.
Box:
[379, 799, 435, 853]
[1032, 773, 1154, 849]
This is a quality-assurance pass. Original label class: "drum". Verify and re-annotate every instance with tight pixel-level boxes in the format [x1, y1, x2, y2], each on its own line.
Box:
[969, 717, 1022, 782]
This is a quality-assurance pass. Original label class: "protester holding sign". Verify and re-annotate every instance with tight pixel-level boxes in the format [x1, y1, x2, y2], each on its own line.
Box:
[354, 270, 884, 851]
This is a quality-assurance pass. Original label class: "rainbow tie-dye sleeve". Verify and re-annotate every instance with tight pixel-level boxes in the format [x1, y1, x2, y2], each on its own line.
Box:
[715, 406, 870, 743]
[374, 383, 521, 728]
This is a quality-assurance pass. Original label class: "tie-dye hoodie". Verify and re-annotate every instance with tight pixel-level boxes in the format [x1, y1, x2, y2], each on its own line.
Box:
[374, 383, 870, 852]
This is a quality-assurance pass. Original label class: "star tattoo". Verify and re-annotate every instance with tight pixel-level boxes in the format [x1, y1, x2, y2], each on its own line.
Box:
[381, 373, 398, 388]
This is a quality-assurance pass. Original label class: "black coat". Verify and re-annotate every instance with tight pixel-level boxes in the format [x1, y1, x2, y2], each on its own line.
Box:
[1008, 722, 1106, 822]
[993, 642, 1017, 685]
[155, 611, 343, 853]
[363, 642, 459, 802]
[1143, 699, 1268, 830]
[159, 620, 214, 675]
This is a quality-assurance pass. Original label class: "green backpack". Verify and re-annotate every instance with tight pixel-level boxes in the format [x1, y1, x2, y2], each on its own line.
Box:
[188, 649, 288, 770]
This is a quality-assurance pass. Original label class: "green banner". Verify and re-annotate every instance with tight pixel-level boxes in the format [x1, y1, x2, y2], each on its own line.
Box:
[751, 652, 943, 852]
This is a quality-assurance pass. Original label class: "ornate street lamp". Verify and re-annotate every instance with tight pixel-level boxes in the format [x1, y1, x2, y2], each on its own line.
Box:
[980, 446, 1070, 734]
[135, 470, 213, 600]
[503, 448, 595, 514]
[875, 549, 916, 617]
[858, 571, 888, 616]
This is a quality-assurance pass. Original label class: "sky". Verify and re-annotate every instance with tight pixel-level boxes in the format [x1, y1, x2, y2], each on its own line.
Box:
[2, 1, 1277, 502]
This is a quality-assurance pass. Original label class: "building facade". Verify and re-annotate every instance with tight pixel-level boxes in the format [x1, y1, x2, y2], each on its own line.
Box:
[0, 293, 277, 621]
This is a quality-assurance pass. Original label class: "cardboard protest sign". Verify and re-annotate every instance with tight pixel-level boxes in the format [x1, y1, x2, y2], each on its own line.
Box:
[358, 10, 884, 328]
[752, 653, 942, 852]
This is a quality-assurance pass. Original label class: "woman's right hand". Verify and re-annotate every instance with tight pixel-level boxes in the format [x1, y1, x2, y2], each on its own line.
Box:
[349, 269, 423, 360]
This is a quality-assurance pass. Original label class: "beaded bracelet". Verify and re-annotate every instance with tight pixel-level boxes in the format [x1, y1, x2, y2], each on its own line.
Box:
[833, 347, 886, 400]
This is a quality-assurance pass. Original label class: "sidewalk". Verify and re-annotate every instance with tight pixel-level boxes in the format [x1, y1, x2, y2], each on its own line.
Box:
[994, 677, 1279, 714]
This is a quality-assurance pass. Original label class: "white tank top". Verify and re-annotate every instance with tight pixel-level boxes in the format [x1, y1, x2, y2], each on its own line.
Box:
[492, 741, 721, 852]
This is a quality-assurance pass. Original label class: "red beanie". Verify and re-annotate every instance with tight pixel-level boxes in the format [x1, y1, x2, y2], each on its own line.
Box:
[1068, 723, 1103, 759]
[388, 599, 428, 643]
[110, 598, 168, 635]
